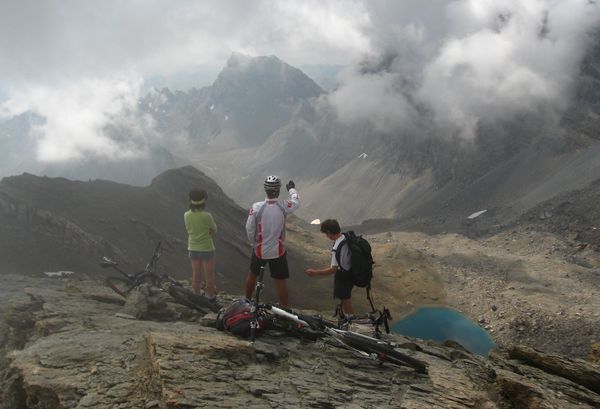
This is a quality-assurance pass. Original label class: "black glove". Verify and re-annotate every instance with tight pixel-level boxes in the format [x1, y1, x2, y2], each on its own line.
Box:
[286, 180, 295, 191]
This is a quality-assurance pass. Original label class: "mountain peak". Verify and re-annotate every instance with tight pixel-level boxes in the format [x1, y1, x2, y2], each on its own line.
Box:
[215, 53, 324, 100]
[225, 52, 283, 68]
[195, 54, 324, 147]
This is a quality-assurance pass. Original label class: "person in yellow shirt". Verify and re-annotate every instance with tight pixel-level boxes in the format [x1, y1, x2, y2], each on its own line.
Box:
[184, 189, 217, 299]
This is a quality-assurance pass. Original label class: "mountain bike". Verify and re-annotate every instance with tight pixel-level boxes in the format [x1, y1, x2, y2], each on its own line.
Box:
[247, 267, 427, 373]
[100, 242, 220, 314]
[321, 326, 428, 373]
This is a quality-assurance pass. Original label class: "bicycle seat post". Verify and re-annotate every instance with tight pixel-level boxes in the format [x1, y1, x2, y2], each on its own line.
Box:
[256, 266, 265, 289]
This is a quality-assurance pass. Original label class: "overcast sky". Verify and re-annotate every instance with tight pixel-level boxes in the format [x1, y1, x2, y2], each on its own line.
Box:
[0, 0, 598, 161]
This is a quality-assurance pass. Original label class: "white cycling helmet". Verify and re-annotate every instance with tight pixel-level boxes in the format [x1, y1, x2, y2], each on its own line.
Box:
[264, 175, 281, 190]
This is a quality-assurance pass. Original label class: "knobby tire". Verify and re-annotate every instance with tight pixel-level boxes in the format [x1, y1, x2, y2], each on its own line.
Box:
[167, 285, 220, 313]
[342, 332, 428, 373]
[267, 316, 322, 341]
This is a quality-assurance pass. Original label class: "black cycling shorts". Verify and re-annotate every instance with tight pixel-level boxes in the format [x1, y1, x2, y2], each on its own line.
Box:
[334, 270, 354, 300]
[250, 252, 290, 279]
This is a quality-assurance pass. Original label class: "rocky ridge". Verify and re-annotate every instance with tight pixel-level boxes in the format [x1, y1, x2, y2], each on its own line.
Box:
[0, 167, 249, 283]
[1, 274, 599, 408]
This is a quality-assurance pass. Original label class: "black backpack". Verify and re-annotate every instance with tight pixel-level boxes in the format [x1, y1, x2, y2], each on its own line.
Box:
[335, 231, 374, 288]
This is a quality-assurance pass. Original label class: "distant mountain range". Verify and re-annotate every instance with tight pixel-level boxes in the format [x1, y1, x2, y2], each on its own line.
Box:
[140, 45, 600, 234]
[2, 42, 600, 235]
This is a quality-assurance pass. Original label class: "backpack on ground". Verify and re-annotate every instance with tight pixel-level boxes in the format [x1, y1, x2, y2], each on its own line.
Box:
[216, 298, 264, 337]
[335, 231, 374, 288]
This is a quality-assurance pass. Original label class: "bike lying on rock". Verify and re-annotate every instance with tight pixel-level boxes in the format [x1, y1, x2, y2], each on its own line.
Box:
[219, 266, 428, 374]
[100, 241, 220, 314]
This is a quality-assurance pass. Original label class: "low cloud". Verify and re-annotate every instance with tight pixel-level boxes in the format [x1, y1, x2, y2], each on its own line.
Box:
[328, 0, 600, 137]
[0, 0, 598, 162]
[0, 0, 373, 164]
[0, 0, 372, 86]
[1, 73, 158, 162]
[329, 69, 417, 132]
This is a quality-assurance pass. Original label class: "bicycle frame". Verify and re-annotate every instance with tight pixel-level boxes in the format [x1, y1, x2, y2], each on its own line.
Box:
[101, 241, 220, 313]
[101, 242, 165, 287]
[262, 304, 310, 327]
[249, 266, 262, 342]
[143, 241, 162, 276]
[323, 327, 381, 361]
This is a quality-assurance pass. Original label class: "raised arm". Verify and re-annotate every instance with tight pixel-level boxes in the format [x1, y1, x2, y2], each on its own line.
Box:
[245, 205, 257, 245]
[282, 184, 300, 214]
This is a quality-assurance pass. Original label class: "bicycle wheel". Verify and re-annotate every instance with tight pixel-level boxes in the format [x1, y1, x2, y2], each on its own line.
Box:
[167, 285, 221, 313]
[343, 332, 428, 374]
[296, 313, 336, 331]
[267, 315, 323, 341]
[105, 276, 135, 298]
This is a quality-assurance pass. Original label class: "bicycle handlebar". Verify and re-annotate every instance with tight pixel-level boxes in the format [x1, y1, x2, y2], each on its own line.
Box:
[143, 241, 162, 273]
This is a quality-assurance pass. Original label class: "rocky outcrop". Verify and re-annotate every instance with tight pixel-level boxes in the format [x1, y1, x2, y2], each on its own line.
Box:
[592, 342, 600, 364]
[1, 274, 599, 408]
[508, 345, 600, 395]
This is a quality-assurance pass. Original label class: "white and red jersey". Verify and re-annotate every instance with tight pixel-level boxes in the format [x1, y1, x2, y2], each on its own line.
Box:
[246, 188, 300, 259]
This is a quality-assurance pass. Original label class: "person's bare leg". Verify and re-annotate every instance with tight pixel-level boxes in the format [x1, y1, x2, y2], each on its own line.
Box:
[341, 299, 355, 316]
[191, 259, 202, 295]
[202, 258, 216, 298]
[245, 272, 256, 299]
[275, 279, 288, 307]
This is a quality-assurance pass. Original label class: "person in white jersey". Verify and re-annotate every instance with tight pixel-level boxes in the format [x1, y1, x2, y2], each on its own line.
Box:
[245, 175, 300, 307]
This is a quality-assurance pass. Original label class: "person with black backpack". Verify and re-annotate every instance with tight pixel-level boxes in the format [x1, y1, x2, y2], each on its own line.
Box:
[305, 219, 356, 317]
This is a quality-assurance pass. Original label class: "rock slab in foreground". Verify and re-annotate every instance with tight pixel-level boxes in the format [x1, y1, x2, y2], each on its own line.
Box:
[1, 275, 599, 408]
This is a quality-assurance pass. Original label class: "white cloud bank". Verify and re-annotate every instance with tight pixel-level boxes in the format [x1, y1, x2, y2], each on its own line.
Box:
[0, 0, 598, 163]
[1, 73, 157, 162]
[328, 0, 600, 136]
[0, 0, 373, 163]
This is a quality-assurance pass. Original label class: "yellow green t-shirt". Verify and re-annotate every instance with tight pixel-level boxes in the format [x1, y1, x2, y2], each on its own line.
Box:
[184, 209, 217, 252]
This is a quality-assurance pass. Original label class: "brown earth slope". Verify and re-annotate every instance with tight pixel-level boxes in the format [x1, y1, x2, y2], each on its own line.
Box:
[384, 227, 600, 359]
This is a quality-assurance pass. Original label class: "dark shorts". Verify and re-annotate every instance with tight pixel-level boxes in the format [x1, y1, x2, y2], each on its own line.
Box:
[189, 250, 215, 261]
[250, 252, 289, 279]
[334, 270, 354, 300]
